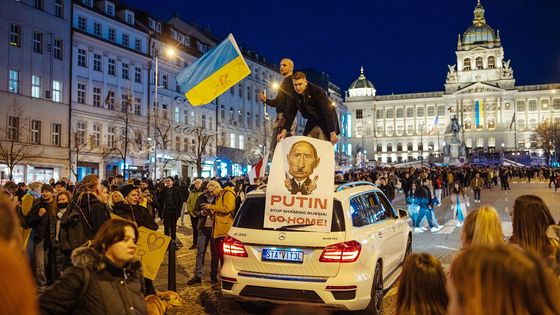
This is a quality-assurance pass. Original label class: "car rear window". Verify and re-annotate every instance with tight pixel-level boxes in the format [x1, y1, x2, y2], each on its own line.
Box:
[233, 197, 345, 232]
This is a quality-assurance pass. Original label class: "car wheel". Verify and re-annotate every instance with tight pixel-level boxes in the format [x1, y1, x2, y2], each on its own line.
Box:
[358, 262, 383, 315]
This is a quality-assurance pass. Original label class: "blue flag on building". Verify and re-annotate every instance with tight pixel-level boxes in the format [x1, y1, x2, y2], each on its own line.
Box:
[176, 34, 251, 106]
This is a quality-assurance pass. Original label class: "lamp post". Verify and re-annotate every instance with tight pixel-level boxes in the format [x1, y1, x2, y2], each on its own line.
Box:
[152, 47, 176, 181]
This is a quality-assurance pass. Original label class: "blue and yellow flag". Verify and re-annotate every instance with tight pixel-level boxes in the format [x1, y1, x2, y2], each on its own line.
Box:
[176, 34, 251, 106]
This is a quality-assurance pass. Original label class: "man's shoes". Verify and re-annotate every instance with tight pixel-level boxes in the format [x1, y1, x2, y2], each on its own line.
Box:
[187, 277, 201, 285]
[210, 277, 219, 285]
[175, 239, 183, 248]
[431, 226, 443, 233]
[413, 227, 424, 233]
[189, 244, 197, 250]
[421, 227, 428, 231]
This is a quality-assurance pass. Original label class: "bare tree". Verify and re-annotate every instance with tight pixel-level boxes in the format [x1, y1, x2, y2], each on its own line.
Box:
[69, 127, 91, 180]
[179, 125, 215, 176]
[0, 105, 41, 180]
[532, 121, 560, 165]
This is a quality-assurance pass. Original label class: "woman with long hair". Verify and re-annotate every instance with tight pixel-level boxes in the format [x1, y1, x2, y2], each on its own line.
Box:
[406, 181, 420, 226]
[450, 181, 469, 227]
[448, 245, 560, 315]
[40, 219, 147, 314]
[74, 174, 110, 235]
[510, 194, 559, 272]
[396, 253, 447, 315]
[461, 206, 504, 248]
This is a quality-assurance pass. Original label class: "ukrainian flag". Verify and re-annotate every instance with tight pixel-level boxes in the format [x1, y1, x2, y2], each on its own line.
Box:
[177, 34, 251, 106]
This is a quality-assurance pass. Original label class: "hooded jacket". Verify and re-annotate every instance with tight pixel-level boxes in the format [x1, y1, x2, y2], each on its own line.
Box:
[112, 202, 158, 231]
[39, 247, 147, 315]
[208, 186, 236, 238]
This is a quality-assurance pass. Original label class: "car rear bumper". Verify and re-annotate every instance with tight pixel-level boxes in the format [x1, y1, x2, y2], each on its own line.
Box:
[220, 262, 374, 311]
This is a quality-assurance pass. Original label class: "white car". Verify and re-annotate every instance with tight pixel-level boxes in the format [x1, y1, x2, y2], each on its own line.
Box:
[220, 181, 412, 314]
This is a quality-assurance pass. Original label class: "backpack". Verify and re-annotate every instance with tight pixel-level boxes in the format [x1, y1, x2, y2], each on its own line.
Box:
[59, 199, 93, 252]
[221, 190, 241, 217]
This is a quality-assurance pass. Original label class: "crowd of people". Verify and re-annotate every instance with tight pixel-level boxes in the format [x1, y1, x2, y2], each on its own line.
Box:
[1, 162, 560, 314]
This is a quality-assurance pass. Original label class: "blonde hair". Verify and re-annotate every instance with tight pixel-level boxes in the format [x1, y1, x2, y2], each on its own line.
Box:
[462, 205, 504, 248]
[108, 191, 125, 208]
[396, 253, 447, 315]
[450, 245, 560, 315]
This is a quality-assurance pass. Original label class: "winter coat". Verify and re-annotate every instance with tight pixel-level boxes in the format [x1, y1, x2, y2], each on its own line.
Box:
[39, 247, 147, 315]
[75, 192, 110, 237]
[186, 189, 203, 217]
[450, 192, 469, 219]
[208, 186, 236, 238]
[112, 202, 158, 231]
[24, 198, 55, 245]
[156, 186, 181, 219]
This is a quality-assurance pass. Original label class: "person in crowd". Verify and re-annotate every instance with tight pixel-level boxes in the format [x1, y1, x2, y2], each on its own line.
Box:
[396, 253, 447, 315]
[402, 172, 413, 199]
[187, 182, 215, 285]
[414, 178, 442, 233]
[448, 245, 560, 315]
[74, 174, 110, 235]
[140, 189, 156, 220]
[258, 58, 297, 153]
[277, 71, 340, 145]
[0, 192, 24, 251]
[378, 177, 395, 202]
[108, 191, 125, 212]
[509, 194, 560, 273]
[23, 183, 56, 290]
[461, 206, 504, 248]
[54, 181, 67, 194]
[51, 191, 72, 275]
[113, 174, 125, 189]
[186, 179, 204, 250]
[39, 219, 147, 314]
[450, 181, 469, 227]
[406, 181, 420, 228]
[157, 177, 182, 245]
[178, 178, 190, 227]
[15, 182, 28, 202]
[469, 172, 484, 203]
[433, 174, 443, 206]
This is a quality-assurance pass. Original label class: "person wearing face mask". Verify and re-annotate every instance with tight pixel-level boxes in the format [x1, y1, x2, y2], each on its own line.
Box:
[49, 190, 73, 280]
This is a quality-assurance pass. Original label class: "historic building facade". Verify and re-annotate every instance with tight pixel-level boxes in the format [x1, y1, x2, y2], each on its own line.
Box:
[0, 0, 72, 183]
[345, 1, 560, 165]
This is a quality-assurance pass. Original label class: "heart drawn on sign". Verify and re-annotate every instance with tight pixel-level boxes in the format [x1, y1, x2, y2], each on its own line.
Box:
[147, 232, 166, 252]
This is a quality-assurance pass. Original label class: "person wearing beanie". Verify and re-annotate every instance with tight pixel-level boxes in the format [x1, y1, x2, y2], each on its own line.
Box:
[23, 183, 57, 291]
[112, 184, 158, 294]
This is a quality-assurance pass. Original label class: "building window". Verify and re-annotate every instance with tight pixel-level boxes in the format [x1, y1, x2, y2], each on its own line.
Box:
[31, 75, 41, 98]
[190, 111, 196, 125]
[125, 12, 134, 24]
[201, 114, 207, 129]
[55, 0, 63, 18]
[134, 38, 141, 51]
[107, 91, 115, 110]
[108, 58, 116, 76]
[92, 123, 101, 146]
[52, 123, 61, 146]
[516, 101, 526, 112]
[376, 109, 383, 119]
[93, 87, 101, 107]
[93, 53, 102, 72]
[30, 120, 41, 144]
[541, 99, 549, 110]
[122, 34, 129, 47]
[10, 24, 21, 47]
[427, 106, 435, 116]
[33, 32, 43, 54]
[122, 63, 129, 79]
[93, 22, 101, 36]
[78, 16, 87, 31]
[354, 109, 363, 119]
[377, 143, 382, 152]
[396, 108, 403, 118]
[246, 86, 251, 100]
[406, 107, 413, 118]
[77, 83, 86, 104]
[121, 95, 130, 112]
[488, 56, 495, 69]
[134, 98, 141, 115]
[230, 133, 235, 148]
[463, 58, 471, 71]
[8, 116, 20, 141]
[553, 99, 560, 110]
[407, 124, 414, 135]
[528, 100, 537, 111]
[53, 38, 63, 60]
[52, 80, 61, 102]
[8, 70, 19, 93]
[162, 74, 168, 89]
[417, 107, 424, 117]
[475, 57, 483, 70]
[438, 105, 445, 116]
[82, 0, 91, 6]
[77, 48, 87, 67]
[386, 109, 393, 119]
[239, 135, 244, 150]
[134, 67, 141, 83]
[34, 0, 44, 10]
[107, 126, 115, 147]
[108, 28, 115, 42]
[220, 105, 225, 120]
[106, 3, 114, 16]
[238, 84, 242, 97]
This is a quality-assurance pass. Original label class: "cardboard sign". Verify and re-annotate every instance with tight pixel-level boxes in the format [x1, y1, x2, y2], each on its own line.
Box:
[265, 136, 335, 232]
[109, 214, 171, 280]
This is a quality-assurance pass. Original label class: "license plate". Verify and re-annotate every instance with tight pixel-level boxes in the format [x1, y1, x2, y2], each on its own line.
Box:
[262, 249, 304, 264]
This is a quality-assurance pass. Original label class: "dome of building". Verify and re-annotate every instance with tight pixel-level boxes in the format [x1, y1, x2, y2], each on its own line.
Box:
[347, 67, 376, 98]
[461, 0, 497, 45]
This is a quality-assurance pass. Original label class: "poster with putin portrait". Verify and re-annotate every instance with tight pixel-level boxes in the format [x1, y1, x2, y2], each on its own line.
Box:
[264, 136, 335, 232]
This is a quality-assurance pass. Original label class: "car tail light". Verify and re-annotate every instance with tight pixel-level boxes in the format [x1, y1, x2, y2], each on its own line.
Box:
[319, 240, 361, 263]
[223, 236, 248, 257]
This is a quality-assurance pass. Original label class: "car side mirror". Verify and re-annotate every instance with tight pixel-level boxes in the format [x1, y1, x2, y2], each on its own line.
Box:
[398, 208, 408, 218]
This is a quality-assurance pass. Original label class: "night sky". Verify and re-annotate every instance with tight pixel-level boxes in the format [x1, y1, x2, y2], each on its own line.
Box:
[126, 0, 560, 95]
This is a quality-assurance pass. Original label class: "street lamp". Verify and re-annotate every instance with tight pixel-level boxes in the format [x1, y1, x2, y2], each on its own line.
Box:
[152, 47, 176, 180]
